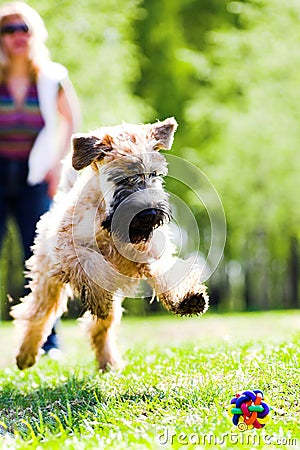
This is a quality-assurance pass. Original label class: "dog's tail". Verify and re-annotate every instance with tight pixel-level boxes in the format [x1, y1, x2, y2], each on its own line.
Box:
[57, 152, 78, 193]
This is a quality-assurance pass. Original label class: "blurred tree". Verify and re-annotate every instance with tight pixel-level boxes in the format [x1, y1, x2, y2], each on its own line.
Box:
[32, 0, 151, 129]
[135, 0, 234, 125]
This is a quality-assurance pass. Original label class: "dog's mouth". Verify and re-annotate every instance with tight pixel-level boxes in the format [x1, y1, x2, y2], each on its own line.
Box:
[102, 206, 171, 244]
[129, 208, 167, 243]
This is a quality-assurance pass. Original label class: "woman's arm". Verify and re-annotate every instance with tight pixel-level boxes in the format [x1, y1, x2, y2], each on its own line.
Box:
[45, 78, 81, 198]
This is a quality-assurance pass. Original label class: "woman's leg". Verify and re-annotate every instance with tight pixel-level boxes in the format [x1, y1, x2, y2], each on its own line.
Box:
[15, 181, 50, 261]
[0, 157, 11, 250]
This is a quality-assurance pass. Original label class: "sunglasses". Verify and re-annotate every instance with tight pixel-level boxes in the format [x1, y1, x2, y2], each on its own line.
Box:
[0, 23, 29, 35]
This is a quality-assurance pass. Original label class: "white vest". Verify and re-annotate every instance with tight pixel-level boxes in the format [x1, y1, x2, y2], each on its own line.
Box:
[27, 61, 68, 185]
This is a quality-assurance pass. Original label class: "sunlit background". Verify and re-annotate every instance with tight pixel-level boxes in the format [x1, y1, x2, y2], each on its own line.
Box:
[1, 0, 300, 318]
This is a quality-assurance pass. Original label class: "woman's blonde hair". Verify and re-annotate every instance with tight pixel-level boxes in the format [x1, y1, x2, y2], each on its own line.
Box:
[0, 2, 50, 79]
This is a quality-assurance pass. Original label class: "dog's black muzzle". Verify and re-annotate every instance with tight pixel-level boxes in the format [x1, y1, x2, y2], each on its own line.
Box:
[131, 208, 163, 229]
[101, 185, 172, 244]
[102, 203, 171, 244]
[129, 208, 167, 243]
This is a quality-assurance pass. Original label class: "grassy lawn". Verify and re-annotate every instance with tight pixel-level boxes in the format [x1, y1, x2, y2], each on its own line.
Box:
[0, 311, 299, 449]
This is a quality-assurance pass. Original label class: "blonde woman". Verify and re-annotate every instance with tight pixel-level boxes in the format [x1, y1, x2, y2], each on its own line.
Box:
[0, 2, 80, 356]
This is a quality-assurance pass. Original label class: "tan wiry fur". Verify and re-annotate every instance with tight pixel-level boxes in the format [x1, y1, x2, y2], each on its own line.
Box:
[11, 118, 209, 371]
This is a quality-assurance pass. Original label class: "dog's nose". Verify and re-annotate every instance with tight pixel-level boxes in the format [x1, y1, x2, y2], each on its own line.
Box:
[134, 208, 159, 227]
[128, 208, 167, 243]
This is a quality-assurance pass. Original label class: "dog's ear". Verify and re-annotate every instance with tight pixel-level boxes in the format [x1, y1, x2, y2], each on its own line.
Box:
[72, 133, 113, 170]
[151, 117, 178, 150]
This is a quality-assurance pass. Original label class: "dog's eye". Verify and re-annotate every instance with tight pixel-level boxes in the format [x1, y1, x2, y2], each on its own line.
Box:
[149, 171, 157, 178]
[126, 176, 136, 184]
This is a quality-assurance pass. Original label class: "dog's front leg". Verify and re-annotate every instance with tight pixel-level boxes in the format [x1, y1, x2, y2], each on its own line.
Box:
[68, 245, 124, 320]
[66, 246, 127, 370]
[82, 293, 124, 371]
[65, 244, 124, 370]
[147, 258, 209, 316]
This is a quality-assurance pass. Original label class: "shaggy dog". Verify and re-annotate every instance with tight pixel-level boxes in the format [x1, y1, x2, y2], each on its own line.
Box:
[11, 117, 209, 371]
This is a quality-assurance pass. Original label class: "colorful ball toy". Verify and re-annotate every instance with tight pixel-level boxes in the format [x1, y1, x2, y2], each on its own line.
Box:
[228, 390, 271, 431]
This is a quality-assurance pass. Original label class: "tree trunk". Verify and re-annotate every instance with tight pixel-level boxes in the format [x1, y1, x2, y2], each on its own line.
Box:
[287, 236, 299, 308]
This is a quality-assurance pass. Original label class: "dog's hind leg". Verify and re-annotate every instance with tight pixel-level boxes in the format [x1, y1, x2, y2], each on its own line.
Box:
[83, 293, 124, 371]
[11, 254, 67, 370]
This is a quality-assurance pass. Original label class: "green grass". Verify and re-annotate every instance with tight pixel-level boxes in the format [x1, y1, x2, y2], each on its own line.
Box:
[0, 311, 299, 449]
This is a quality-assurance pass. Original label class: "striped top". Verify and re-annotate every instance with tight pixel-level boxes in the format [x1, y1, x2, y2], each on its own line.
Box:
[0, 82, 45, 160]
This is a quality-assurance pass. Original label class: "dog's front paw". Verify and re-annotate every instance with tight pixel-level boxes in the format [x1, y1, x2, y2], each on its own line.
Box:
[175, 290, 209, 316]
[156, 261, 210, 316]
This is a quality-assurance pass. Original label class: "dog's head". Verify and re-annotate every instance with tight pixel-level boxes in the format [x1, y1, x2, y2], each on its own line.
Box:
[71, 118, 178, 244]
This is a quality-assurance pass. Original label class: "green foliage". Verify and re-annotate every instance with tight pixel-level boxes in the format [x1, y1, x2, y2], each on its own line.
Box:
[29, 0, 151, 128]
[180, 0, 300, 308]
[185, 0, 300, 245]
[0, 313, 299, 448]
[134, 0, 234, 124]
